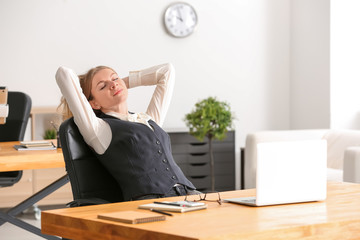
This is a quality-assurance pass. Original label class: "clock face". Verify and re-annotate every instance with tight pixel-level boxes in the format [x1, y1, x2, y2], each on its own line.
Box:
[164, 2, 198, 38]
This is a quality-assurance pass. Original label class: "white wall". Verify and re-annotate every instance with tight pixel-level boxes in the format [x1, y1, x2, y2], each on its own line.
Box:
[290, 0, 330, 129]
[0, 0, 291, 141]
[0, 0, 291, 189]
[290, 0, 360, 130]
[331, 0, 360, 129]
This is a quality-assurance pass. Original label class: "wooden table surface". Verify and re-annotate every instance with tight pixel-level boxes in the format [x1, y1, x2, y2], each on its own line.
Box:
[42, 181, 360, 240]
[0, 141, 64, 171]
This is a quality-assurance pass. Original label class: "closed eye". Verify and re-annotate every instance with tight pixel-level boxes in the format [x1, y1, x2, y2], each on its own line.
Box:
[100, 83, 106, 90]
[98, 77, 118, 90]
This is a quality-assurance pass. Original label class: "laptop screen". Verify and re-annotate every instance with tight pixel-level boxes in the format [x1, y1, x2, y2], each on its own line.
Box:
[255, 140, 327, 206]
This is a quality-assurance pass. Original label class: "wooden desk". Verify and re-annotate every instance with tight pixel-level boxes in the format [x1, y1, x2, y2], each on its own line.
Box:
[0, 141, 64, 171]
[42, 182, 360, 240]
[0, 141, 67, 240]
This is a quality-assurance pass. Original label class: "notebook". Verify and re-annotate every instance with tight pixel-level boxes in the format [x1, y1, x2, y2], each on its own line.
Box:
[138, 203, 207, 212]
[225, 139, 327, 206]
[98, 210, 166, 224]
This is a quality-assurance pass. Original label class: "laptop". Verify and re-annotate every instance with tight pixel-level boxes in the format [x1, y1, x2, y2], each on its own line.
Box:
[225, 139, 327, 206]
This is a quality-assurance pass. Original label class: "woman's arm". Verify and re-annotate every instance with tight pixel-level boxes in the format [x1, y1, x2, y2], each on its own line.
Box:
[122, 76, 130, 89]
[55, 67, 112, 154]
[128, 63, 175, 126]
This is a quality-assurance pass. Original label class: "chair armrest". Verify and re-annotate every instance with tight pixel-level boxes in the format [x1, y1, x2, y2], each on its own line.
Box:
[343, 146, 360, 183]
[67, 198, 111, 207]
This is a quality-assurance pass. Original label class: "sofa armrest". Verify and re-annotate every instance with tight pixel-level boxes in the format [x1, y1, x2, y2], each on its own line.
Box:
[343, 146, 360, 183]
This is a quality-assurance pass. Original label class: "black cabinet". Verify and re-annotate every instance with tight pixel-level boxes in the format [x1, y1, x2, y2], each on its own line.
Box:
[169, 131, 235, 192]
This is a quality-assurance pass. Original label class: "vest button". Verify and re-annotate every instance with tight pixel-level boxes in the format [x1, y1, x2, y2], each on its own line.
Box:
[162, 159, 167, 163]
[156, 140, 160, 145]
[172, 176, 176, 180]
[158, 150, 162, 154]
[166, 167, 170, 171]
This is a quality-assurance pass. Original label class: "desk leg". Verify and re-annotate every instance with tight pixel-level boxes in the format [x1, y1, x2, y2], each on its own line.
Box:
[0, 174, 69, 239]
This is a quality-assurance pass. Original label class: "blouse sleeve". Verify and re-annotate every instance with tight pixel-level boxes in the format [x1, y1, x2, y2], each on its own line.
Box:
[55, 67, 112, 155]
[128, 63, 175, 126]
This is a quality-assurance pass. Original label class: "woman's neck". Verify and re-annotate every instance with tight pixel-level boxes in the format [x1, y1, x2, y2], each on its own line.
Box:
[102, 103, 128, 116]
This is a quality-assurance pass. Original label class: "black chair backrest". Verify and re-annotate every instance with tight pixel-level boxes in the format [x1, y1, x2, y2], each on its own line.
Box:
[59, 118, 123, 204]
[0, 91, 32, 141]
[0, 91, 32, 187]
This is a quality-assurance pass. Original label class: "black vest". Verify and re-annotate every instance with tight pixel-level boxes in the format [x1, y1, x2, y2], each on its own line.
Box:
[95, 113, 195, 201]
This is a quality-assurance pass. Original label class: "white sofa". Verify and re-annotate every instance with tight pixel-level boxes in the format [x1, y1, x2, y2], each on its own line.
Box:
[244, 129, 360, 189]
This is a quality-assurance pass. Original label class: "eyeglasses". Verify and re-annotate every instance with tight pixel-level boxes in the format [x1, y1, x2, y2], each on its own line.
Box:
[184, 191, 222, 205]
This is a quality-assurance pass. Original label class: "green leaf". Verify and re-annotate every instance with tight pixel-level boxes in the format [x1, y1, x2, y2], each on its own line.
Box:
[184, 97, 234, 142]
[43, 129, 57, 140]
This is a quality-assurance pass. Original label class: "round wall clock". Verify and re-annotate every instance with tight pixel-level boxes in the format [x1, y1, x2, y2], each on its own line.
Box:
[164, 2, 198, 38]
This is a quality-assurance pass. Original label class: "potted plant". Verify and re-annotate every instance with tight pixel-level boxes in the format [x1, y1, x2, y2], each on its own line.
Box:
[43, 121, 61, 148]
[184, 97, 233, 191]
[43, 129, 57, 140]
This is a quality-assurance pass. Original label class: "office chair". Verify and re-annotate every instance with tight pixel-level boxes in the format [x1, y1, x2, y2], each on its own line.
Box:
[59, 117, 124, 207]
[0, 91, 32, 187]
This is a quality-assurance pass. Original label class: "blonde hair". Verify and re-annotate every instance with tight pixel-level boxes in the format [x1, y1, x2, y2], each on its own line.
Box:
[58, 66, 117, 120]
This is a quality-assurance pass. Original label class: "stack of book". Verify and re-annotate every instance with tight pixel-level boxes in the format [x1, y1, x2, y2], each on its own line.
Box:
[14, 141, 56, 151]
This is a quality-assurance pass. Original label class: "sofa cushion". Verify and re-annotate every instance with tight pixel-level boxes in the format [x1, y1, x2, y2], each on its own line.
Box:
[322, 130, 360, 169]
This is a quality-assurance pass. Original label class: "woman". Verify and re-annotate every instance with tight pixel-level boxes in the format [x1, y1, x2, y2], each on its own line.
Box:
[56, 63, 197, 201]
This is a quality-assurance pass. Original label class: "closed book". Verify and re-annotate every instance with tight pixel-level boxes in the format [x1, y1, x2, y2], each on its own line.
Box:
[98, 210, 166, 224]
[22, 143, 53, 148]
[14, 144, 56, 151]
[138, 203, 207, 213]
[20, 140, 53, 146]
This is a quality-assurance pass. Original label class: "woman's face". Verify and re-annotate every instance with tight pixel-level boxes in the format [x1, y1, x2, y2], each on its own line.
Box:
[89, 68, 128, 112]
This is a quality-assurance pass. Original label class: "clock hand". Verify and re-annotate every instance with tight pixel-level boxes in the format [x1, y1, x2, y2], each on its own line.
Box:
[176, 8, 183, 22]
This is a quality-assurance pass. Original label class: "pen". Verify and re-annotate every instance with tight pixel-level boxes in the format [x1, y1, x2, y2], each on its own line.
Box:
[153, 201, 184, 207]
[150, 208, 173, 216]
